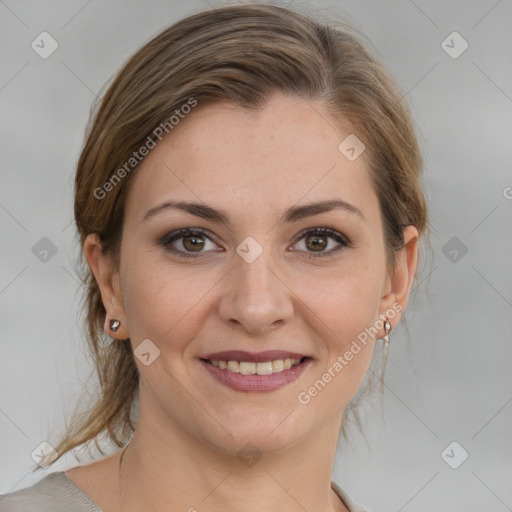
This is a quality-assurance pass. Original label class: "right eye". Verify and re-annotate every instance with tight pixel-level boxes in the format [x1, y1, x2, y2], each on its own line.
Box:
[158, 228, 222, 258]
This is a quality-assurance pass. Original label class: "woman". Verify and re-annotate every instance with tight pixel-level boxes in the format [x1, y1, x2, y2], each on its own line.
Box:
[0, 3, 428, 511]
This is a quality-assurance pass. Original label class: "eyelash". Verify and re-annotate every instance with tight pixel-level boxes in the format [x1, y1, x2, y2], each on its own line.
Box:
[158, 227, 351, 259]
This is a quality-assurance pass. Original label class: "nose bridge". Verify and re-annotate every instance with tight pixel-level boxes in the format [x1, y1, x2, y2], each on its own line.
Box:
[239, 247, 276, 294]
[219, 241, 294, 332]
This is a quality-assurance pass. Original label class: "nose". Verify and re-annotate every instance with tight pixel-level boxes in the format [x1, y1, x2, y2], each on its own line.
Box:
[218, 247, 294, 334]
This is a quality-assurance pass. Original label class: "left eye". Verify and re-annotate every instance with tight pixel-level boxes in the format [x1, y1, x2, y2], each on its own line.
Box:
[291, 227, 349, 257]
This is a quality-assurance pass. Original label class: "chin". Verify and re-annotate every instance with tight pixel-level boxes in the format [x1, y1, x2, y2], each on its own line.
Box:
[199, 410, 313, 456]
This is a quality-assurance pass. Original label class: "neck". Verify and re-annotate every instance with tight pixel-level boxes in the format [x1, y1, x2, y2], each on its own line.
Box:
[117, 401, 348, 512]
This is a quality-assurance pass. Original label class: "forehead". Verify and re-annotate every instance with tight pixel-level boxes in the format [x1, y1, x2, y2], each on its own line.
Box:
[125, 94, 379, 226]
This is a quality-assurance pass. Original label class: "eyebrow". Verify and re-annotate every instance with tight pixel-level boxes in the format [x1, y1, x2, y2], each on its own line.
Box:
[142, 198, 366, 225]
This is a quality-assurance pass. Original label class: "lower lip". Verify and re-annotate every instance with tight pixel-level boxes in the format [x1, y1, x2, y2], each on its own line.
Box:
[199, 358, 312, 392]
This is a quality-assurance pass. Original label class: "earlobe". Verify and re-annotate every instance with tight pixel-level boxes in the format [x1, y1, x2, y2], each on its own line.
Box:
[83, 233, 130, 340]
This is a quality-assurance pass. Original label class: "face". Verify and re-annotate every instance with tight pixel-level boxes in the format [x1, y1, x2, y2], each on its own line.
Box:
[87, 93, 417, 454]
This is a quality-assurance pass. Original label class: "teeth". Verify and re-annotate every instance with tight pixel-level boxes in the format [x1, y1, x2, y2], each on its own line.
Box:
[272, 359, 284, 372]
[227, 360, 238, 372]
[209, 358, 303, 375]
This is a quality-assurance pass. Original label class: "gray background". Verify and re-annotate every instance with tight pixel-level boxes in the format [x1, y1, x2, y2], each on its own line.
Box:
[1, 1, 511, 511]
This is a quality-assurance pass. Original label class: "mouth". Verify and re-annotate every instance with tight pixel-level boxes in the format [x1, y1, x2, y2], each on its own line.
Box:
[198, 352, 313, 392]
[200, 356, 311, 375]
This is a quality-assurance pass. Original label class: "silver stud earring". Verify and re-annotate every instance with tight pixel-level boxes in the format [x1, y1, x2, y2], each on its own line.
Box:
[110, 319, 121, 332]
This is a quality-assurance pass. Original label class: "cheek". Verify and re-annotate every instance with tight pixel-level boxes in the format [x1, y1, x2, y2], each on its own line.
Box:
[292, 259, 383, 340]
[121, 250, 216, 347]
[289, 261, 382, 396]
[296, 273, 381, 408]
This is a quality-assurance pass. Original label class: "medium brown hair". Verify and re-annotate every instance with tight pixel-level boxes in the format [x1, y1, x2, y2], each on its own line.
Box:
[37, 2, 430, 469]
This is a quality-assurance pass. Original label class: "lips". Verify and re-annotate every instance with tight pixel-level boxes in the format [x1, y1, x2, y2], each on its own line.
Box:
[200, 350, 310, 363]
[199, 355, 313, 392]
[198, 350, 313, 391]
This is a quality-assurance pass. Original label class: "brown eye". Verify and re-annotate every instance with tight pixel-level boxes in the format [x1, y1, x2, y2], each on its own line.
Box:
[159, 228, 220, 259]
[305, 234, 328, 252]
[182, 234, 206, 252]
[292, 227, 350, 257]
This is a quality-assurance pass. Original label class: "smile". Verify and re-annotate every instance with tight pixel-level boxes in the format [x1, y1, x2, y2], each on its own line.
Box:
[203, 357, 306, 375]
[199, 357, 312, 392]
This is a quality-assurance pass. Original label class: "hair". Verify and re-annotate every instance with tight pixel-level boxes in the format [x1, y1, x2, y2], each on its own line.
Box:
[37, 2, 430, 470]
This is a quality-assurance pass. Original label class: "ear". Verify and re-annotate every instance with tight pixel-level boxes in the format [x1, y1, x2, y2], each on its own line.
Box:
[83, 233, 130, 340]
[378, 225, 419, 335]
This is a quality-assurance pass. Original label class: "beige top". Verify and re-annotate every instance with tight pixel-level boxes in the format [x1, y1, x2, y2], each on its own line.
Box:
[0, 472, 371, 512]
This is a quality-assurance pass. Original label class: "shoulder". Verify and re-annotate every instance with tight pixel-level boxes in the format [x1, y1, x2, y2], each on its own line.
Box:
[331, 480, 372, 512]
[0, 472, 102, 512]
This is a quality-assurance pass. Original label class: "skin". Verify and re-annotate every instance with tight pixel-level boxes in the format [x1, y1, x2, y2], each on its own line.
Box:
[67, 93, 418, 512]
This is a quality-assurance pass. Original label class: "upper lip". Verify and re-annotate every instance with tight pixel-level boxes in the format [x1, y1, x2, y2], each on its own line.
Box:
[200, 350, 310, 363]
